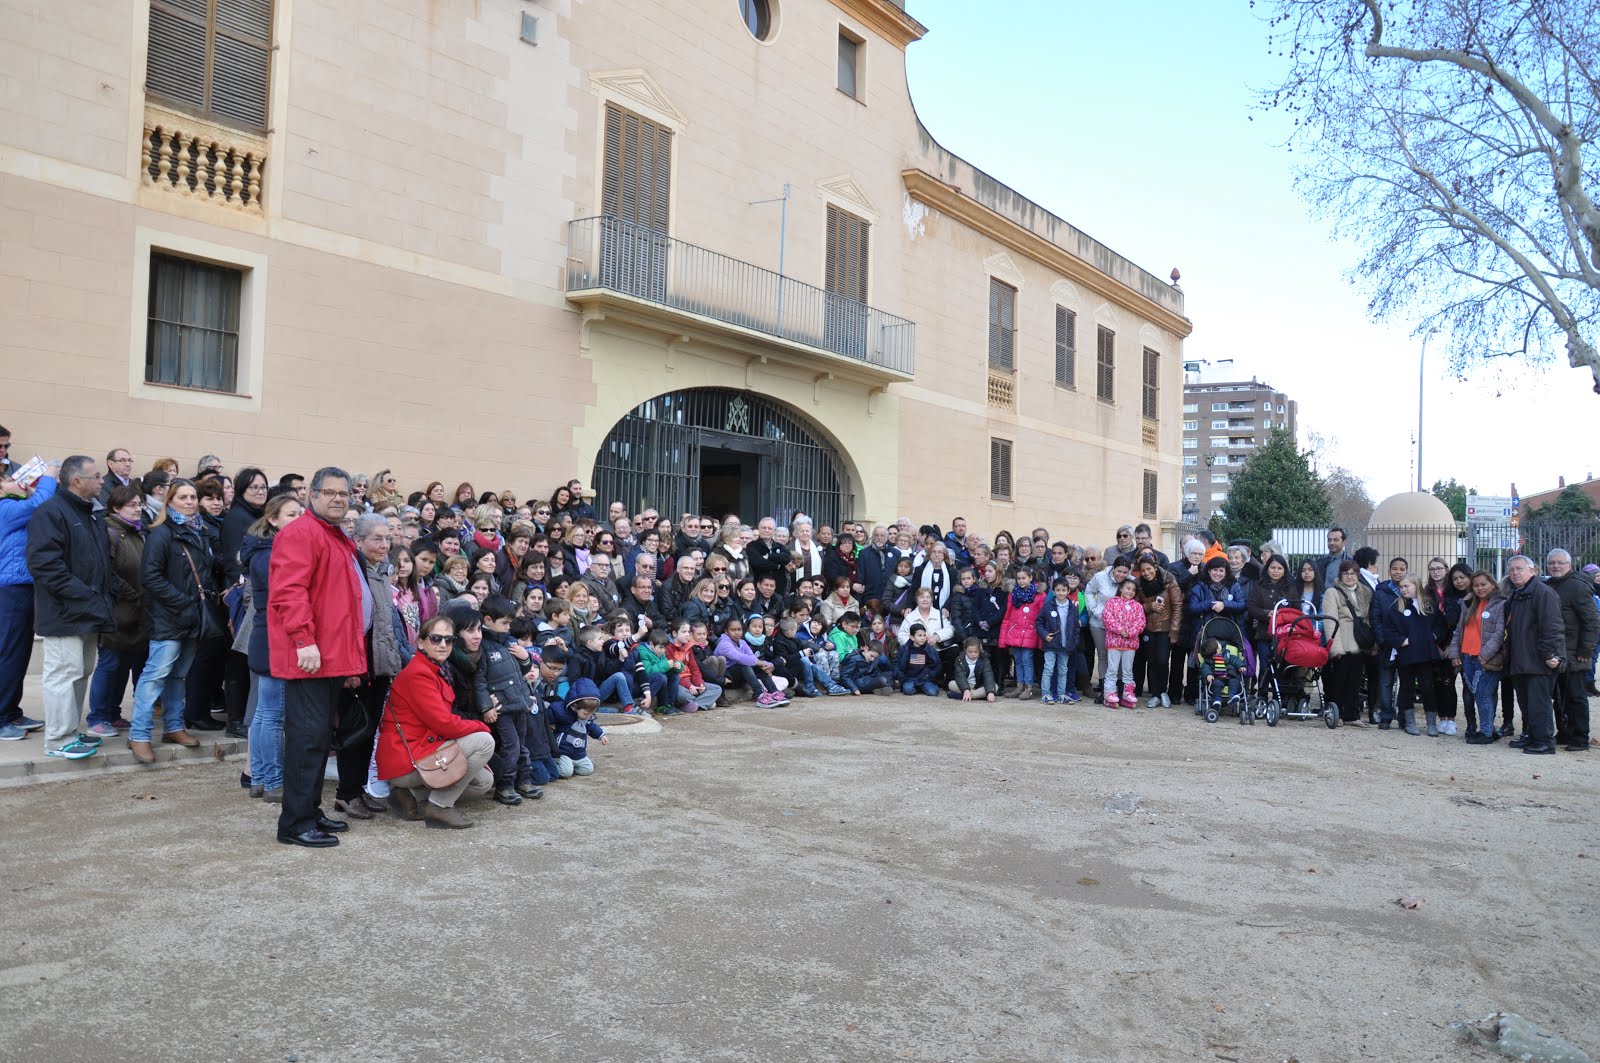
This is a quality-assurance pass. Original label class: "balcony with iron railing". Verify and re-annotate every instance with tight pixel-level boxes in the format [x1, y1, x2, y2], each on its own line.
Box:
[564, 215, 916, 382]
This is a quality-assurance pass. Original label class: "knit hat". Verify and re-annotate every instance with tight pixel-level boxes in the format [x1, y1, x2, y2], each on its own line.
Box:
[1583, 563, 1600, 575]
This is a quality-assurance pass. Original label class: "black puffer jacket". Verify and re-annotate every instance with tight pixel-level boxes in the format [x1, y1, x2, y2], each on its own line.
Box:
[1546, 573, 1600, 673]
[24, 489, 113, 637]
[1501, 577, 1565, 677]
[140, 516, 221, 642]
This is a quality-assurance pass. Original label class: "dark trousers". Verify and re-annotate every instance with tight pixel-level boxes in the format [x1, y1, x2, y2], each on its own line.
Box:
[1324, 653, 1363, 722]
[1431, 659, 1459, 719]
[88, 641, 148, 724]
[1167, 643, 1198, 703]
[1361, 654, 1379, 718]
[1554, 671, 1590, 745]
[184, 634, 230, 723]
[224, 650, 250, 724]
[279, 676, 343, 837]
[1500, 672, 1517, 731]
[1140, 632, 1170, 698]
[1393, 662, 1437, 723]
[490, 710, 529, 787]
[334, 676, 390, 801]
[1511, 673, 1556, 744]
[0, 584, 35, 723]
[989, 645, 1011, 687]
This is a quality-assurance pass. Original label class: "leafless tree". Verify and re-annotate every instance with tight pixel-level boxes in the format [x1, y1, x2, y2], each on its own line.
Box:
[1262, 0, 1600, 392]
[1324, 466, 1378, 532]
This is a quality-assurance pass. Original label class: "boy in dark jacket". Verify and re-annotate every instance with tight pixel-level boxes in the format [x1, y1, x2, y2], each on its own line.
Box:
[477, 596, 541, 804]
[895, 624, 941, 696]
[524, 644, 565, 784]
[602, 614, 652, 712]
[548, 677, 606, 777]
[1036, 578, 1084, 704]
[840, 639, 892, 695]
[768, 617, 815, 696]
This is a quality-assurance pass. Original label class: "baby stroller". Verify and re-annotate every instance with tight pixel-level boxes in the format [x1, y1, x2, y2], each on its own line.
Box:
[1264, 603, 1337, 729]
[1191, 614, 1256, 724]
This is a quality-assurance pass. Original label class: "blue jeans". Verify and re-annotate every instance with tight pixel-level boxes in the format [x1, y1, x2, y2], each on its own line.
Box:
[1460, 655, 1499, 737]
[900, 679, 938, 696]
[1040, 650, 1074, 699]
[131, 638, 198, 741]
[595, 673, 633, 707]
[88, 642, 148, 725]
[1012, 648, 1036, 686]
[0, 583, 34, 723]
[803, 658, 845, 693]
[249, 674, 285, 790]
[1376, 660, 1398, 717]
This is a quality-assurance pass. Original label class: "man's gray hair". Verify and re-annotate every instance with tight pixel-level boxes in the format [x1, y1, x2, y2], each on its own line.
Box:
[310, 466, 351, 492]
[1546, 548, 1572, 564]
[59, 455, 94, 486]
[354, 513, 390, 539]
[1508, 554, 1534, 569]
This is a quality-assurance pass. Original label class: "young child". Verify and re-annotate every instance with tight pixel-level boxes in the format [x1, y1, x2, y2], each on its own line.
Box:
[802, 615, 846, 695]
[636, 626, 674, 713]
[603, 614, 652, 713]
[689, 620, 726, 689]
[664, 620, 722, 712]
[768, 616, 815, 697]
[829, 611, 863, 661]
[570, 625, 636, 710]
[477, 596, 541, 805]
[1198, 637, 1245, 720]
[1036, 578, 1084, 705]
[548, 677, 607, 777]
[886, 557, 917, 623]
[715, 616, 788, 706]
[840, 638, 893, 695]
[743, 616, 790, 697]
[895, 623, 942, 696]
[1101, 578, 1147, 708]
[521, 640, 564, 785]
[538, 598, 571, 650]
[948, 636, 998, 702]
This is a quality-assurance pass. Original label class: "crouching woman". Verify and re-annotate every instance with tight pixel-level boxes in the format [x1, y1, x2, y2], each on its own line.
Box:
[376, 615, 496, 829]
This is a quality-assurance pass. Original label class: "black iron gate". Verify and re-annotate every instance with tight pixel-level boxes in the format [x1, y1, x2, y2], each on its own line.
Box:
[592, 388, 852, 527]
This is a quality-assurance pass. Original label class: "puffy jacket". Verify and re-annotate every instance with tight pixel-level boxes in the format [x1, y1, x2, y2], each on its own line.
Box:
[1447, 591, 1508, 672]
[998, 589, 1043, 650]
[102, 515, 148, 651]
[0, 476, 57, 588]
[26, 487, 114, 637]
[1186, 578, 1247, 634]
[267, 510, 367, 679]
[1137, 570, 1183, 640]
[140, 516, 220, 642]
[362, 558, 406, 678]
[1102, 596, 1147, 651]
[242, 532, 275, 675]
[841, 649, 893, 689]
[1375, 597, 1447, 667]
[375, 652, 491, 781]
[1546, 573, 1600, 673]
[476, 628, 534, 713]
[1086, 569, 1119, 630]
[963, 584, 1003, 643]
[1501, 577, 1566, 677]
[1035, 596, 1084, 653]
[950, 652, 997, 693]
[855, 544, 899, 603]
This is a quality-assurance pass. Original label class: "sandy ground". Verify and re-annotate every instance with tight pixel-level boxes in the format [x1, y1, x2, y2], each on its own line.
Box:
[0, 695, 1595, 1063]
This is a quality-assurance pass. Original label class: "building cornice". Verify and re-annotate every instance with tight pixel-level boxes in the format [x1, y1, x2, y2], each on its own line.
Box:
[902, 169, 1194, 339]
[827, 0, 927, 49]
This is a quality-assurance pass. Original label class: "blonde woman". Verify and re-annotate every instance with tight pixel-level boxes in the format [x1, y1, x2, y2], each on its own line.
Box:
[1375, 573, 1448, 735]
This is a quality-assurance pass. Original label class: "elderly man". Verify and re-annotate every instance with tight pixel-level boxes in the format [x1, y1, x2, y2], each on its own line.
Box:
[99, 448, 137, 507]
[1503, 555, 1567, 756]
[268, 467, 366, 848]
[1, 462, 59, 741]
[613, 516, 636, 551]
[855, 524, 899, 602]
[582, 552, 623, 613]
[333, 514, 408, 822]
[621, 573, 663, 634]
[747, 517, 788, 588]
[25, 456, 113, 759]
[1545, 549, 1598, 751]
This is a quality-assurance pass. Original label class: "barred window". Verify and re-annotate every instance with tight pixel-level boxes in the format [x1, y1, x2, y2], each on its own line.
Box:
[146, 252, 242, 393]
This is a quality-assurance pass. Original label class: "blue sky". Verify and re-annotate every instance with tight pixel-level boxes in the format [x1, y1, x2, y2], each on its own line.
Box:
[903, 0, 1596, 502]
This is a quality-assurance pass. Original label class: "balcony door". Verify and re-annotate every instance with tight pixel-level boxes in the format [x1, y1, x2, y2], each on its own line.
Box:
[823, 205, 869, 359]
[600, 103, 672, 301]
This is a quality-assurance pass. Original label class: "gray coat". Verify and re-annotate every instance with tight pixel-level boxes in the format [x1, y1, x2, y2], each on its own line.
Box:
[1447, 592, 1507, 673]
[363, 560, 404, 678]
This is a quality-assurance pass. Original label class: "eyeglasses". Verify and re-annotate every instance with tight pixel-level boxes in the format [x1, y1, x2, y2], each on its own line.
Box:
[319, 489, 351, 499]
[423, 634, 456, 646]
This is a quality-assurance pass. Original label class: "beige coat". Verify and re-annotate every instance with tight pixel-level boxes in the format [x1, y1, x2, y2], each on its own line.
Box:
[1321, 581, 1373, 657]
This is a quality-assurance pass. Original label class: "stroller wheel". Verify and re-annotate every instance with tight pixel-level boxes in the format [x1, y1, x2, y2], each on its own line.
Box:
[1265, 699, 1280, 727]
[1238, 701, 1250, 725]
[1323, 703, 1338, 729]
[1204, 707, 1218, 723]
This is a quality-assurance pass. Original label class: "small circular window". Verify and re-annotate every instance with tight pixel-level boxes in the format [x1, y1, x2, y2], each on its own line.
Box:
[739, 0, 774, 41]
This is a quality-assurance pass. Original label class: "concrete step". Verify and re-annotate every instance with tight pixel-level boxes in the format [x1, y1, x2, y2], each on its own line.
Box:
[0, 730, 245, 788]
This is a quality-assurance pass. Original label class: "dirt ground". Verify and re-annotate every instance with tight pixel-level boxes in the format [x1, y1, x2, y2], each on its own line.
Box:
[0, 695, 1595, 1063]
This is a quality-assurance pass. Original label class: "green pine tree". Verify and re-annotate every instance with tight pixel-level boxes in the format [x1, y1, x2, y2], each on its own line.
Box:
[1216, 428, 1331, 545]
[1430, 478, 1473, 522]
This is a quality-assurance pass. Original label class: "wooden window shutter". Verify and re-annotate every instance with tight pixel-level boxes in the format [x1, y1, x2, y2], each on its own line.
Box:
[1142, 347, 1160, 420]
[989, 438, 1013, 500]
[988, 279, 1016, 371]
[825, 205, 869, 303]
[602, 103, 672, 233]
[1096, 325, 1115, 402]
[148, 0, 272, 131]
[1054, 306, 1076, 389]
[1142, 470, 1158, 518]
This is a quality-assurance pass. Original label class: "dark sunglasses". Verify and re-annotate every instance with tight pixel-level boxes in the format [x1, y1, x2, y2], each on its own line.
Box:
[423, 633, 456, 646]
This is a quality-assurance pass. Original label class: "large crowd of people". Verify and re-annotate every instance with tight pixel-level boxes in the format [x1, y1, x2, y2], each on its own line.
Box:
[1, 427, 1596, 849]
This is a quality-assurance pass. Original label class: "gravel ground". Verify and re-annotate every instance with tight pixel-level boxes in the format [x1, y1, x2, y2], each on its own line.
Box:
[0, 695, 1595, 1063]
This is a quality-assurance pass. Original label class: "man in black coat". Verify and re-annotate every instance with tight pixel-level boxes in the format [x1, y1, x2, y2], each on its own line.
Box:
[747, 517, 790, 590]
[24, 455, 113, 758]
[1545, 549, 1599, 751]
[1502, 555, 1567, 755]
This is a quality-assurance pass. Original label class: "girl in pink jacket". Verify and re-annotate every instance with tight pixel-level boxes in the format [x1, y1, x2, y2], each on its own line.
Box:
[1100, 579, 1147, 708]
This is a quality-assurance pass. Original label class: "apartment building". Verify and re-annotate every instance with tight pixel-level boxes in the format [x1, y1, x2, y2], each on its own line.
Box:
[1180, 370, 1296, 526]
[0, 0, 1192, 542]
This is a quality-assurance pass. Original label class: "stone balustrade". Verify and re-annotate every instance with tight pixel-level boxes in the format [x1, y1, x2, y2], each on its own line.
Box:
[140, 101, 267, 213]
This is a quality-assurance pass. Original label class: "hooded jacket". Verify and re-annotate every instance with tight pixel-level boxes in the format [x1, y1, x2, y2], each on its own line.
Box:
[267, 508, 367, 679]
[25, 484, 114, 637]
[140, 514, 221, 642]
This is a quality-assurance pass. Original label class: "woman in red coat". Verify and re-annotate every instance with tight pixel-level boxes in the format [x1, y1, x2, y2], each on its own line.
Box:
[377, 615, 495, 829]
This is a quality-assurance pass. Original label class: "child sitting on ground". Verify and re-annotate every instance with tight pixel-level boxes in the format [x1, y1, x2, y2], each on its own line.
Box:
[840, 638, 893, 695]
[947, 636, 998, 702]
[603, 614, 652, 713]
[636, 627, 674, 712]
[715, 616, 788, 706]
[547, 677, 607, 776]
[665, 620, 722, 713]
[895, 623, 942, 697]
[801, 615, 845, 694]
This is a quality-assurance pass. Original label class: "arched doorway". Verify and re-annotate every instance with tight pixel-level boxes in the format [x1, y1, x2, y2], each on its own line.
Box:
[592, 388, 853, 527]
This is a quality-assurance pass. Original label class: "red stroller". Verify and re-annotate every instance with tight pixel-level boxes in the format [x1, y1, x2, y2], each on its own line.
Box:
[1264, 603, 1337, 728]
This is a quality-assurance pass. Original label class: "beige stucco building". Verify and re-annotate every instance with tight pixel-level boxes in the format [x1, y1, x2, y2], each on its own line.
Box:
[0, 0, 1191, 543]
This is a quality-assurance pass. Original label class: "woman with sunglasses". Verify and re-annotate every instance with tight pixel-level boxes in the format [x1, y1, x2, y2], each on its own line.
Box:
[375, 616, 496, 829]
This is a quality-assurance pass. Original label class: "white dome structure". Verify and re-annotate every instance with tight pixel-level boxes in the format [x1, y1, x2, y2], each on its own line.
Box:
[1366, 492, 1464, 568]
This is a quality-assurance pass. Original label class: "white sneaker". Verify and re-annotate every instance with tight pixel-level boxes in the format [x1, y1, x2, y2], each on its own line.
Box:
[1160, 694, 1172, 708]
[1444, 720, 1458, 736]
[1147, 695, 1161, 708]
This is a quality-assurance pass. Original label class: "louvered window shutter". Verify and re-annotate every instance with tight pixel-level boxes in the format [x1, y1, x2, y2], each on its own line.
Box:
[1055, 306, 1076, 388]
[1142, 471, 1158, 518]
[602, 103, 672, 233]
[1096, 326, 1116, 402]
[1142, 347, 1160, 420]
[825, 206, 869, 302]
[989, 439, 1013, 499]
[148, 0, 272, 131]
[988, 279, 1015, 371]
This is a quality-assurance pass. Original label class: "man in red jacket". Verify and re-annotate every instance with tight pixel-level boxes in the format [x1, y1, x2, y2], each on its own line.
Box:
[268, 467, 367, 848]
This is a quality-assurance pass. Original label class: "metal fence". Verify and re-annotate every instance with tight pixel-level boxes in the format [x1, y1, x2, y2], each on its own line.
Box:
[566, 215, 917, 375]
[1271, 522, 1600, 579]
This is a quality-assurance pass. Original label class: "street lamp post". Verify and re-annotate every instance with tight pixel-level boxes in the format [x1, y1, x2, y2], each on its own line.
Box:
[1417, 335, 1428, 492]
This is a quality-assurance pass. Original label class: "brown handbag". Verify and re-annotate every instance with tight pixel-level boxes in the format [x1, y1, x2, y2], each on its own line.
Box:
[391, 716, 469, 789]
